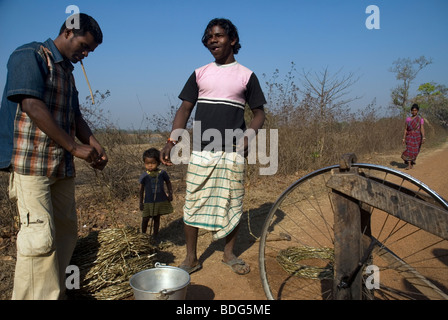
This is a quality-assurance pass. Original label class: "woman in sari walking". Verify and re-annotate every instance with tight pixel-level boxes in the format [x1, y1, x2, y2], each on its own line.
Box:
[401, 104, 426, 170]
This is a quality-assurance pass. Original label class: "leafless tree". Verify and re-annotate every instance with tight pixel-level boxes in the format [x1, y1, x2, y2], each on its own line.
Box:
[389, 56, 432, 113]
[299, 67, 361, 155]
[300, 67, 361, 120]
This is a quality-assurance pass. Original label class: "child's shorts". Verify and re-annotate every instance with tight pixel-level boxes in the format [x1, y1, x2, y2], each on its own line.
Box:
[142, 201, 173, 217]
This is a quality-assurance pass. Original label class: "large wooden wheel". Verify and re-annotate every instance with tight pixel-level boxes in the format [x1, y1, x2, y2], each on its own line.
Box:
[259, 157, 448, 300]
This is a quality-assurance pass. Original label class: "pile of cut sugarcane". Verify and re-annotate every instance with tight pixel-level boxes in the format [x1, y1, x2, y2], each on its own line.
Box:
[276, 246, 334, 280]
[70, 226, 156, 300]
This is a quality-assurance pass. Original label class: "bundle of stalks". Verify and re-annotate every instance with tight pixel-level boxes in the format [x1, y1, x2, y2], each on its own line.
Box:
[276, 246, 334, 280]
[70, 226, 156, 300]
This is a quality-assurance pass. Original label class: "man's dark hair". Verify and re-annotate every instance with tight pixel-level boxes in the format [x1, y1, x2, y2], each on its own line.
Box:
[59, 13, 103, 44]
[201, 18, 241, 54]
[143, 148, 161, 164]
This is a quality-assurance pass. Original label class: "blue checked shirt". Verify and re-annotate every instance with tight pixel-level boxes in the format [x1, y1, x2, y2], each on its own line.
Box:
[0, 38, 81, 177]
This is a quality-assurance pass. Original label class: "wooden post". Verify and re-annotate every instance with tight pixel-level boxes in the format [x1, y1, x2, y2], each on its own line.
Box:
[331, 187, 363, 300]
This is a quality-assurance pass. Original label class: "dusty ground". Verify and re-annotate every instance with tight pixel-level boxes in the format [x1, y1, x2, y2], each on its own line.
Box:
[182, 141, 448, 300]
[1, 141, 447, 300]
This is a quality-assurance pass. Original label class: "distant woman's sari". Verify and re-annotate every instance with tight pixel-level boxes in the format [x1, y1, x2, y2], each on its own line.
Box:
[401, 115, 424, 165]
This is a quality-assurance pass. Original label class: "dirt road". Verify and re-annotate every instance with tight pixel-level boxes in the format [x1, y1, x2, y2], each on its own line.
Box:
[182, 142, 448, 300]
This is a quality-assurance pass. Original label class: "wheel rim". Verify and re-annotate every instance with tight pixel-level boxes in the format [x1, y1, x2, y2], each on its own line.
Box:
[259, 163, 448, 300]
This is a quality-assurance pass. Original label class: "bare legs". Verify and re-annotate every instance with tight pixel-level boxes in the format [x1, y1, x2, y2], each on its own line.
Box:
[182, 224, 199, 268]
[405, 160, 415, 170]
[141, 215, 160, 237]
[180, 223, 250, 274]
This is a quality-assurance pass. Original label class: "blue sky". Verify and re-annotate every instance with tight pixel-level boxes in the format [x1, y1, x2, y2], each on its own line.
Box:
[1, 0, 447, 129]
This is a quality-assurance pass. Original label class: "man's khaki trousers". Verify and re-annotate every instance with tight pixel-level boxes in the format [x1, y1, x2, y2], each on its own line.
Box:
[9, 172, 78, 300]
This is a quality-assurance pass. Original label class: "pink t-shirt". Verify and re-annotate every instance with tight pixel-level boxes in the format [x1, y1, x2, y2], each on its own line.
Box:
[179, 61, 266, 150]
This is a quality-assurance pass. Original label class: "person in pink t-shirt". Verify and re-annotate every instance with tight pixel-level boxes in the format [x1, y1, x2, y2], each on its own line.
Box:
[161, 18, 266, 275]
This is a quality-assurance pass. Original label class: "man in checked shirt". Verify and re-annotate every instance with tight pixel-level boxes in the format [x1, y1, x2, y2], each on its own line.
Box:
[0, 13, 108, 299]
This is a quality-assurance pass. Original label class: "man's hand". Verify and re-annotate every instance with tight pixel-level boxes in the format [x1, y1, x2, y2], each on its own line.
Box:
[71, 144, 99, 163]
[71, 144, 108, 170]
[160, 142, 175, 166]
[90, 152, 108, 170]
[74, 114, 109, 170]
[161, 100, 195, 166]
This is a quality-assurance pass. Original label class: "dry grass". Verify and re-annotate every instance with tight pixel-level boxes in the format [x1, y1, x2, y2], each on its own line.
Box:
[68, 226, 156, 300]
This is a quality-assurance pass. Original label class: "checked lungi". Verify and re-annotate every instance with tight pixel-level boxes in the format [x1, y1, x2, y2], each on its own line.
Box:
[183, 150, 245, 240]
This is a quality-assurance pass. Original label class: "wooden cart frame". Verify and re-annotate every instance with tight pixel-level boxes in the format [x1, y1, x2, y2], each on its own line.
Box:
[259, 154, 448, 300]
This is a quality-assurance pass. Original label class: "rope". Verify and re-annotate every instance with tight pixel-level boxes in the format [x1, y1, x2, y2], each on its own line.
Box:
[276, 246, 334, 280]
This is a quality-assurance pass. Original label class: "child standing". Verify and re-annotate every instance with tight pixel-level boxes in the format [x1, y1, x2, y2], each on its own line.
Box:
[139, 148, 173, 239]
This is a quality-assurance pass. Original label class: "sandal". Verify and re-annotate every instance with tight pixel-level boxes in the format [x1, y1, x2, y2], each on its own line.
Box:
[179, 262, 202, 274]
[222, 258, 250, 275]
